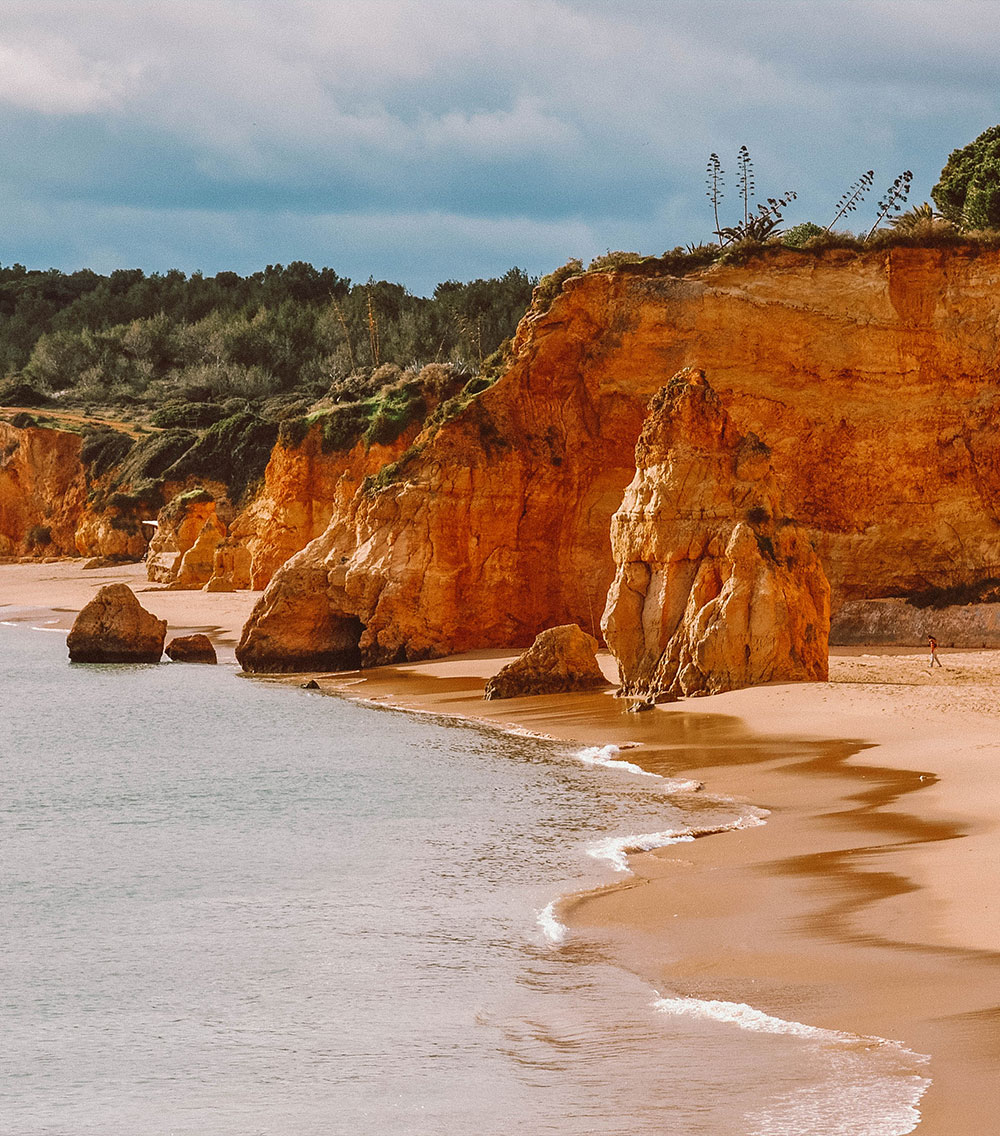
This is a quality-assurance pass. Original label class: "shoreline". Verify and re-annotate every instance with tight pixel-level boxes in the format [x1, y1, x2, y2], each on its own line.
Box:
[4, 561, 1000, 1132]
[255, 649, 1000, 1133]
[0, 559, 261, 662]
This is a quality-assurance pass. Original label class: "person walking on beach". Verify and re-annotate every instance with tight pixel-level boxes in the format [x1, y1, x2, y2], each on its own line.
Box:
[928, 635, 943, 668]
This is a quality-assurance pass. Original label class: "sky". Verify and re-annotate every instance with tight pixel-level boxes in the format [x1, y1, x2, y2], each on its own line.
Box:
[2, 0, 999, 293]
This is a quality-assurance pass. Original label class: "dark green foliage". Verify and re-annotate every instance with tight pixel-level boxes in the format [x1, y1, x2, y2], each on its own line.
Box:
[0, 261, 535, 410]
[149, 401, 227, 429]
[432, 269, 535, 368]
[80, 427, 135, 479]
[587, 251, 644, 272]
[933, 126, 1000, 229]
[479, 338, 513, 383]
[365, 383, 426, 446]
[164, 413, 278, 501]
[9, 411, 36, 428]
[782, 222, 825, 248]
[318, 403, 377, 452]
[277, 415, 313, 450]
[0, 377, 49, 406]
[113, 429, 196, 486]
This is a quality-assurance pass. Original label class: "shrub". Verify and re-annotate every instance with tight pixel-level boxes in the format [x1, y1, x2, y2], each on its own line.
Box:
[782, 222, 825, 248]
[587, 250, 644, 272]
[149, 400, 227, 429]
[365, 382, 426, 446]
[316, 406, 366, 451]
[531, 259, 584, 315]
[80, 427, 135, 479]
[277, 415, 314, 450]
[164, 413, 278, 501]
[114, 429, 195, 486]
[9, 412, 37, 429]
[0, 378, 50, 407]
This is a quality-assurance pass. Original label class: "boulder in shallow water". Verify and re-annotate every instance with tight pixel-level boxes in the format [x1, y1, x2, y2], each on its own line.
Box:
[484, 624, 607, 700]
[67, 583, 166, 663]
[165, 633, 217, 664]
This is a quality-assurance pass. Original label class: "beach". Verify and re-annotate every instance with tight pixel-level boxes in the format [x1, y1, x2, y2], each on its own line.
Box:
[4, 560, 999, 1133]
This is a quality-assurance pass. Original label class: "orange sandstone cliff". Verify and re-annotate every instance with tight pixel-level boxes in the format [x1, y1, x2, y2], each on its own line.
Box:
[237, 246, 1000, 672]
[0, 422, 87, 557]
[204, 424, 416, 592]
[602, 369, 829, 699]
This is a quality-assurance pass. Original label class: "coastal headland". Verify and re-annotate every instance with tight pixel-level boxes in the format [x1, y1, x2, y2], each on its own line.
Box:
[6, 246, 1000, 1131]
[3, 559, 999, 1133]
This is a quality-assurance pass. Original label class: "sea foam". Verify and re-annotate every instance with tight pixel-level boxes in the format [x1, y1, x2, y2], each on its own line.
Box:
[588, 811, 768, 874]
[537, 899, 568, 945]
[576, 744, 703, 792]
[653, 996, 931, 1136]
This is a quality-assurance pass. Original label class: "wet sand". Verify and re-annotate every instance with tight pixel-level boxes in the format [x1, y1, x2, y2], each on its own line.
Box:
[4, 559, 999, 1133]
[286, 649, 1000, 1134]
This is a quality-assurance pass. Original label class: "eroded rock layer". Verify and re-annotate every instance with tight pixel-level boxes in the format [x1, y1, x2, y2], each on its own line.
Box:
[147, 492, 230, 590]
[0, 422, 87, 557]
[239, 247, 1000, 672]
[206, 425, 412, 592]
[602, 370, 829, 699]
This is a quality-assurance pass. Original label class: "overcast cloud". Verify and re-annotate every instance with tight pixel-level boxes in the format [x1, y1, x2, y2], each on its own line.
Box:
[1, 0, 998, 291]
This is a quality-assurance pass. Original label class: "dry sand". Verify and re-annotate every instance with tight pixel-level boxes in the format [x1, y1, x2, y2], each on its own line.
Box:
[4, 559, 999, 1133]
[0, 559, 260, 660]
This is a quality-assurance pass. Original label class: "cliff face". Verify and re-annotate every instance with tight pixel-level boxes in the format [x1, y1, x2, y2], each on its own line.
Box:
[205, 426, 412, 592]
[238, 246, 1000, 672]
[603, 370, 829, 698]
[0, 421, 153, 560]
[147, 494, 231, 588]
[0, 423, 87, 557]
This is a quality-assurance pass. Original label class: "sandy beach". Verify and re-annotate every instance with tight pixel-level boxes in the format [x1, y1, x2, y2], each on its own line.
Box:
[0, 560, 261, 660]
[4, 559, 999, 1134]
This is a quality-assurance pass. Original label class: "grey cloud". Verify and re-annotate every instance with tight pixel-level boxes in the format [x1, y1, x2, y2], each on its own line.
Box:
[0, 0, 998, 287]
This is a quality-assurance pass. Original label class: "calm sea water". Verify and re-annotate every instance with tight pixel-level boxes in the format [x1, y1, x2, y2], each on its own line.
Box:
[0, 619, 927, 1135]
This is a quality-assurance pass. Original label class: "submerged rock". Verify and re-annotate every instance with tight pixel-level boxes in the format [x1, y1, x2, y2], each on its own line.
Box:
[67, 583, 167, 663]
[484, 624, 607, 700]
[165, 633, 217, 664]
[603, 369, 829, 700]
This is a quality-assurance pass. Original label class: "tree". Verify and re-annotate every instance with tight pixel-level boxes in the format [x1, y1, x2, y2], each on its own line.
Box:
[932, 125, 1000, 229]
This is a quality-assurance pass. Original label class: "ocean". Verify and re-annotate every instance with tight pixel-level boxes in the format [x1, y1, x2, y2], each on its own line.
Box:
[0, 618, 928, 1135]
